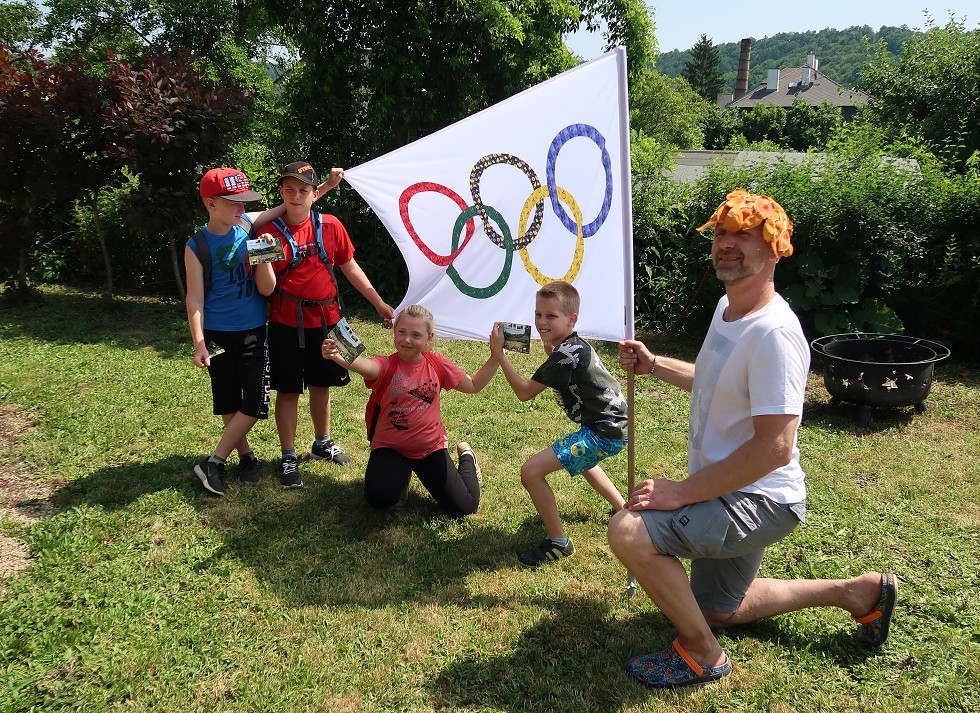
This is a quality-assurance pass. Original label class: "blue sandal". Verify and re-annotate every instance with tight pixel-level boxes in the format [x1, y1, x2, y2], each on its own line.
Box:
[627, 639, 732, 689]
[853, 572, 898, 647]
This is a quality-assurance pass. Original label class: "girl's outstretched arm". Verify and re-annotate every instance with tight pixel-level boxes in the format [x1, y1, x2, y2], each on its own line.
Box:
[455, 356, 498, 394]
[321, 338, 381, 381]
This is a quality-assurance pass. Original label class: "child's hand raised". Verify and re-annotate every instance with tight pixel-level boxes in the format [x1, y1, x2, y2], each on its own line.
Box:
[321, 338, 340, 362]
[489, 322, 506, 358]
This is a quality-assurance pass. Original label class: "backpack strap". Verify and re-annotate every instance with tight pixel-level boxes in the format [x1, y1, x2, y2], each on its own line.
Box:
[191, 229, 212, 294]
[366, 354, 401, 442]
[273, 211, 343, 348]
[192, 220, 255, 295]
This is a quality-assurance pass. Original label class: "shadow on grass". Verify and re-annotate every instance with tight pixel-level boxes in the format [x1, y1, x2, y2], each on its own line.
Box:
[1, 288, 188, 360]
[431, 594, 669, 712]
[56, 454, 535, 609]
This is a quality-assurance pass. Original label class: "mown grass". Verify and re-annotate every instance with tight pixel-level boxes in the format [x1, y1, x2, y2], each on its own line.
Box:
[1, 285, 978, 712]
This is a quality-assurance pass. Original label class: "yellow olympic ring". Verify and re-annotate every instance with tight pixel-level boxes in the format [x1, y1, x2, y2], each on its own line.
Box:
[517, 185, 585, 286]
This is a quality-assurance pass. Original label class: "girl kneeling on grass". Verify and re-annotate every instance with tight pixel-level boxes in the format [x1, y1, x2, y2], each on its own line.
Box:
[322, 305, 498, 516]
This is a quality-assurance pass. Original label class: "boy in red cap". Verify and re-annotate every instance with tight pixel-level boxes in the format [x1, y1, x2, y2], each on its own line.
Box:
[264, 161, 394, 489]
[184, 167, 280, 495]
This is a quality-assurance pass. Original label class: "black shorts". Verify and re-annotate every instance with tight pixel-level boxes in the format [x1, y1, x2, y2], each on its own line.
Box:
[204, 325, 270, 418]
[268, 321, 351, 393]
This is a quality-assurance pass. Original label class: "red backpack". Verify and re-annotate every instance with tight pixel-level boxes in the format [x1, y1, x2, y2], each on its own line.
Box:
[365, 352, 445, 442]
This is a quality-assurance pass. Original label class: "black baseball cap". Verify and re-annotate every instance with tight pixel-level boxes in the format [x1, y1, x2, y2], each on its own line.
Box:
[278, 161, 319, 186]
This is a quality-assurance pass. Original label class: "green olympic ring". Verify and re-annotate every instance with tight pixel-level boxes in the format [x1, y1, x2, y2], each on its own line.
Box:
[446, 204, 514, 298]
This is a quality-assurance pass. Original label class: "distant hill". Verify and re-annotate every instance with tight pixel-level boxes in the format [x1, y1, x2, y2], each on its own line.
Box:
[656, 25, 918, 91]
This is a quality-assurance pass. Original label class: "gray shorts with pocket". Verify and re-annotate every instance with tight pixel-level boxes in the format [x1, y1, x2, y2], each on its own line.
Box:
[639, 492, 805, 613]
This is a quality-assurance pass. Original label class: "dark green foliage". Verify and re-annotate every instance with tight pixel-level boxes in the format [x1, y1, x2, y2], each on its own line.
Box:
[629, 133, 721, 339]
[703, 100, 843, 152]
[658, 25, 919, 90]
[682, 34, 724, 102]
[631, 137, 980, 356]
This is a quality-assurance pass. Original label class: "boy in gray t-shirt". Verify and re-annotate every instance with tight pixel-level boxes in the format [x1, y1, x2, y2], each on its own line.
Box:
[490, 280, 627, 568]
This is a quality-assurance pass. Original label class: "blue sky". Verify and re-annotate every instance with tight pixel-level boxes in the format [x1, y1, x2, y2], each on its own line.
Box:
[567, 1, 980, 57]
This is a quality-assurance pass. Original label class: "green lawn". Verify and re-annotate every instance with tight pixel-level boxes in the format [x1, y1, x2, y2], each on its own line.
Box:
[1, 286, 978, 712]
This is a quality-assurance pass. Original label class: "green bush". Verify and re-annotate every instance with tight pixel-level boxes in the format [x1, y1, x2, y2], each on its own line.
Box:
[631, 144, 980, 357]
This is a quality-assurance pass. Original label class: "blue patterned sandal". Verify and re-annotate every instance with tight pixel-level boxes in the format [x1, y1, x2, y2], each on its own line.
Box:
[626, 639, 732, 689]
[853, 572, 898, 647]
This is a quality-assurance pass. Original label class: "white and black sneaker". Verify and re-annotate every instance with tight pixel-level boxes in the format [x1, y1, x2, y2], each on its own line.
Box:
[310, 438, 352, 466]
[195, 458, 227, 496]
[279, 456, 303, 489]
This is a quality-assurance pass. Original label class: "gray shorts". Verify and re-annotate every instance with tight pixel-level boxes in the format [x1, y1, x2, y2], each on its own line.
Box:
[639, 492, 804, 613]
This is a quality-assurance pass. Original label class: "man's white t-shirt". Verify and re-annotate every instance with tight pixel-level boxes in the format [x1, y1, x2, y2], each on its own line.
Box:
[688, 293, 810, 504]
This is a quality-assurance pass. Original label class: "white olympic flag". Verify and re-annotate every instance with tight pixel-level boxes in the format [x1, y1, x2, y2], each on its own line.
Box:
[344, 47, 634, 343]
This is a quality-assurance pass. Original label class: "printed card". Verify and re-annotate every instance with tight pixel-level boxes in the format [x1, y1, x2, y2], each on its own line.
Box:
[246, 236, 285, 265]
[502, 323, 531, 353]
[329, 317, 366, 364]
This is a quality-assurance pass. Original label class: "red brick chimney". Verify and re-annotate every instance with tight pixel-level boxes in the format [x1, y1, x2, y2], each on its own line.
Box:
[735, 38, 752, 98]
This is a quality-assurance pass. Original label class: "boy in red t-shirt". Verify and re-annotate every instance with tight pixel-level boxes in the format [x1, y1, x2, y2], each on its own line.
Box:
[266, 161, 395, 488]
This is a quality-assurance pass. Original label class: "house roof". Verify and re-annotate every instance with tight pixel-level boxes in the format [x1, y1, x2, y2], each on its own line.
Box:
[727, 66, 869, 109]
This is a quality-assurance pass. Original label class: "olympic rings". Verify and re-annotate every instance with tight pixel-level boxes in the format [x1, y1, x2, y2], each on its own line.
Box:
[398, 124, 612, 299]
[469, 154, 544, 250]
[546, 124, 613, 237]
[517, 185, 585, 286]
[446, 204, 515, 299]
[399, 182, 474, 266]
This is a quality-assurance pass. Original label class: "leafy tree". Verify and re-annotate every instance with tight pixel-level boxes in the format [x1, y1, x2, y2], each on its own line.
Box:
[101, 51, 254, 298]
[269, 0, 655, 167]
[702, 105, 744, 150]
[784, 99, 842, 151]
[860, 18, 980, 170]
[630, 69, 709, 149]
[0, 0, 41, 50]
[40, 0, 285, 85]
[681, 34, 724, 101]
[739, 102, 787, 145]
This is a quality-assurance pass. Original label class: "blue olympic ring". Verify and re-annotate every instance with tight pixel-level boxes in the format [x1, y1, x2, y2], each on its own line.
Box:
[546, 123, 613, 238]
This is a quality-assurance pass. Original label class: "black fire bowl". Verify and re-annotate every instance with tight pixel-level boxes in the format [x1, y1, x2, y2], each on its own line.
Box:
[810, 333, 951, 426]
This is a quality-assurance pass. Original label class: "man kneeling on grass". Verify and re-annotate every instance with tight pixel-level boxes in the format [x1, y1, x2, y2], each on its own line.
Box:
[612, 189, 897, 689]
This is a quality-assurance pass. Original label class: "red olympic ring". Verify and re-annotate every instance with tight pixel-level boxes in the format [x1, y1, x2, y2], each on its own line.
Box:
[399, 182, 476, 266]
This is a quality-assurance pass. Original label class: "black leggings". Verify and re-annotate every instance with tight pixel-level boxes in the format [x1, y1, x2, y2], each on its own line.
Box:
[364, 448, 480, 517]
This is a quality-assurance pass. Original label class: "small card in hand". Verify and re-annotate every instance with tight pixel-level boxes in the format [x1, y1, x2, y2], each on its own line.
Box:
[502, 323, 531, 353]
[328, 317, 366, 364]
[207, 341, 226, 358]
[246, 236, 285, 265]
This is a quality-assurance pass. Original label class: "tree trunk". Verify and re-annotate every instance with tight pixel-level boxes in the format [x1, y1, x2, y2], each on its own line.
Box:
[170, 234, 186, 301]
[91, 193, 114, 302]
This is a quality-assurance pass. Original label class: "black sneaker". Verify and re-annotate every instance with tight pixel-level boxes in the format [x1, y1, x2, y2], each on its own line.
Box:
[237, 454, 260, 484]
[519, 537, 575, 568]
[194, 458, 227, 496]
[279, 456, 303, 489]
[310, 438, 352, 466]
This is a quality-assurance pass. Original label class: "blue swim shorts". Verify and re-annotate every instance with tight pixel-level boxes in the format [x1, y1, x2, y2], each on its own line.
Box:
[552, 427, 627, 476]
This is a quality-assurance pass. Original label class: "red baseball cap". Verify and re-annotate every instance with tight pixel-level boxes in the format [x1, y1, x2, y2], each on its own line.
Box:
[199, 168, 263, 201]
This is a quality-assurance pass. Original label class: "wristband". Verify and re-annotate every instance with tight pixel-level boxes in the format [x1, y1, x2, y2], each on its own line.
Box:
[648, 356, 658, 374]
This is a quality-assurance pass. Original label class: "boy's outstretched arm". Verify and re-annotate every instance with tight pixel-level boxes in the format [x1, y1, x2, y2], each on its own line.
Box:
[489, 322, 547, 402]
[338, 258, 395, 323]
[245, 167, 345, 230]
[321, 338, 382, 381]
[455, 356, 499, 394]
